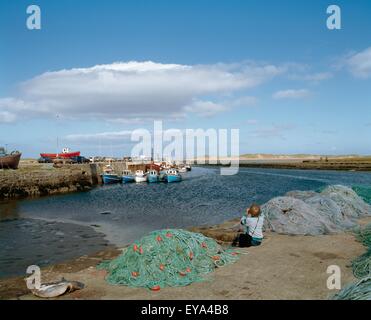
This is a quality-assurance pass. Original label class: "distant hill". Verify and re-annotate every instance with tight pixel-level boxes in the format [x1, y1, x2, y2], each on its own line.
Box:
[240, 154, 371, 159]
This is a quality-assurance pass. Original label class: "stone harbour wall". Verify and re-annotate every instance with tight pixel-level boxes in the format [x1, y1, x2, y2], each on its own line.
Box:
[0, 163, 103, 199]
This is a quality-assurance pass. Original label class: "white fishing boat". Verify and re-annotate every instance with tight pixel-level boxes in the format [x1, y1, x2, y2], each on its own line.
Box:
[135, 170, 147, 183]
[178, 166, 187, 173]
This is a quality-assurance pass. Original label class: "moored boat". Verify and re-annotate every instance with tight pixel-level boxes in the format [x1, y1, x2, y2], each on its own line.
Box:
[122, 170, 135, 183]
[134, 170, 147, 183]
[178, 166, 187, 173]
[0, 148, 22, 169]
[165, 169, 182, 183]
[159, 170, 167, 182]
[101, 165, 121, 184]
[147, 170, 159, 183]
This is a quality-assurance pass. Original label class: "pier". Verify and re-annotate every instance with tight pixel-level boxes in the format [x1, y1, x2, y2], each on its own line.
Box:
[0, 160, 130, 199]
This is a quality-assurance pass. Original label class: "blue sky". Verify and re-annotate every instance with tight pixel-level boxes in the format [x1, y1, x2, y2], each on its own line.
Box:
[0, 0, 370, 157]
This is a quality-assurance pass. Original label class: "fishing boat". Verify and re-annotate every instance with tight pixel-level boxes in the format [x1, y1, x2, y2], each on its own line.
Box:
[165, 169, 182, 183]
[101, 165, 121, 184]
[159, 170, 167, 182]
[178, 165, 187, 173]
[0, 148, 22, 169]
[40, 147, 80, 159]
[185, 164, 192, 171]
[122, 170, 135, 183]
[147, 169, 159, 183]
[134, 170, 147, 183]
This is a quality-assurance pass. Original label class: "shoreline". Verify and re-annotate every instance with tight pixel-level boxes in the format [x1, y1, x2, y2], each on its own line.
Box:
[1, 158, 371, 201]
[1, 216, 370, 300]
[201, 160, 371, 172]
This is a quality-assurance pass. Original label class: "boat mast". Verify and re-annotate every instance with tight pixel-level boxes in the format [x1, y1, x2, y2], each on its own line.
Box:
[56, 114, 60, 156]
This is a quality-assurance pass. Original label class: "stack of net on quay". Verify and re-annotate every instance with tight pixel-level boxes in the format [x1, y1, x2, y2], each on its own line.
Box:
[262, 185, 371, 235]
[261, 184, 371, 300]
[333, 223, 371, 300]
[98, 229, 239, 290]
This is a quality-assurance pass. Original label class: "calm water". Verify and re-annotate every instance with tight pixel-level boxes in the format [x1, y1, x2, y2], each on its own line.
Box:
[1, 167, 371, 278]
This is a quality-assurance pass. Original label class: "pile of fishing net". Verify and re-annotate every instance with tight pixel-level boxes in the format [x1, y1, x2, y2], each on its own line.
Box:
[333, 224, 371, 300]
[98, 229, 239, 290]
[332, 276, 371, 300]
[352, 185, 371, 205]
[352, 223, 371, 279]
[262, 185, 371, 235]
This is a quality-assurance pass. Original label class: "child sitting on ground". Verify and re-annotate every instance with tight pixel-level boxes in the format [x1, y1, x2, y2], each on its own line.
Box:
[233, 204, 264, 247]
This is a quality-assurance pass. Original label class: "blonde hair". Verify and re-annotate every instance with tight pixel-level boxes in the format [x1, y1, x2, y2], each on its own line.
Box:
[248, 204, 261, 217]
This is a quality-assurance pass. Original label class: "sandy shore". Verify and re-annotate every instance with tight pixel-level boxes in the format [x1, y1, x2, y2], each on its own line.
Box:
[1, 216, 370, 300]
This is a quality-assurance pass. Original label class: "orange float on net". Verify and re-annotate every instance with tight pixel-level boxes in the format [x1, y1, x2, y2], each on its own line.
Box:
[131, 271, 139, 277]
[139, 247, 144, 254]
[151, 285, 161, 291]
[179, 271, 186, 277]
[189, 252, 194, 260]
[212, 255, 220, 261]
[133, 244, 138, 252]
[165, 233, 173, 238]
[156, 236, 163, 242]
[159, 264, 165, 271]
[201, 242, 207, 248]
[186, 267, 191, 273]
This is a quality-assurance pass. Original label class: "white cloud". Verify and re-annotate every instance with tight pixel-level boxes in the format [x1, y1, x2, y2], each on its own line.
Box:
[228, 96, 258, 107]
[184, 96, 257, 117]
[184, 100, 228, 117]
[302, 72, 333, 82]
[273, 89, 311, 100]
[0, 111, 17, 123]
[0, 61, 284, 123]
[347, 47, 371, 78]
[246, 119, 258, 125]
[289, 71, 333, 83]
[65, 130, 132, 142]
[249, 124, 295, 139]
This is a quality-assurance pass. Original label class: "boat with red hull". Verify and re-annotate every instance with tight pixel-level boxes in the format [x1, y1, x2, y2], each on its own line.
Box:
[40, 148, 80, 159]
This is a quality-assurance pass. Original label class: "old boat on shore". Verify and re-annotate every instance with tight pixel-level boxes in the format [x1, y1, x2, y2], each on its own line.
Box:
[0, 148, 22, 169]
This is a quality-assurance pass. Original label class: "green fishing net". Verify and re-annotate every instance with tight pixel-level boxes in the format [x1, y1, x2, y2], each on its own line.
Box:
[352, 224, 371, 279]
[352, 250, 371, 279]
[98, 229, 239, 290]
[355, 223, 371, 248]
[352, 186, 371, 205]
[332, 276, 371, 300]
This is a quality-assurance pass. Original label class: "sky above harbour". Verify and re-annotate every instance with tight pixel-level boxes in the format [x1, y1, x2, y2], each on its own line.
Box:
[0, 0, 371, 158]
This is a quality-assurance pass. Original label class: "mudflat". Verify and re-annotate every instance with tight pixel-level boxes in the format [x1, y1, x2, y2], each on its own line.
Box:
[2, 217, 369, 300]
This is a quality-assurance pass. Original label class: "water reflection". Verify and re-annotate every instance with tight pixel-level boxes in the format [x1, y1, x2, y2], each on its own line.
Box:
[0, 200, 20, 221]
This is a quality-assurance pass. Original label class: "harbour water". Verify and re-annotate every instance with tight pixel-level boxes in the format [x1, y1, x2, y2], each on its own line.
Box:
[1, 167, 371, 278]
